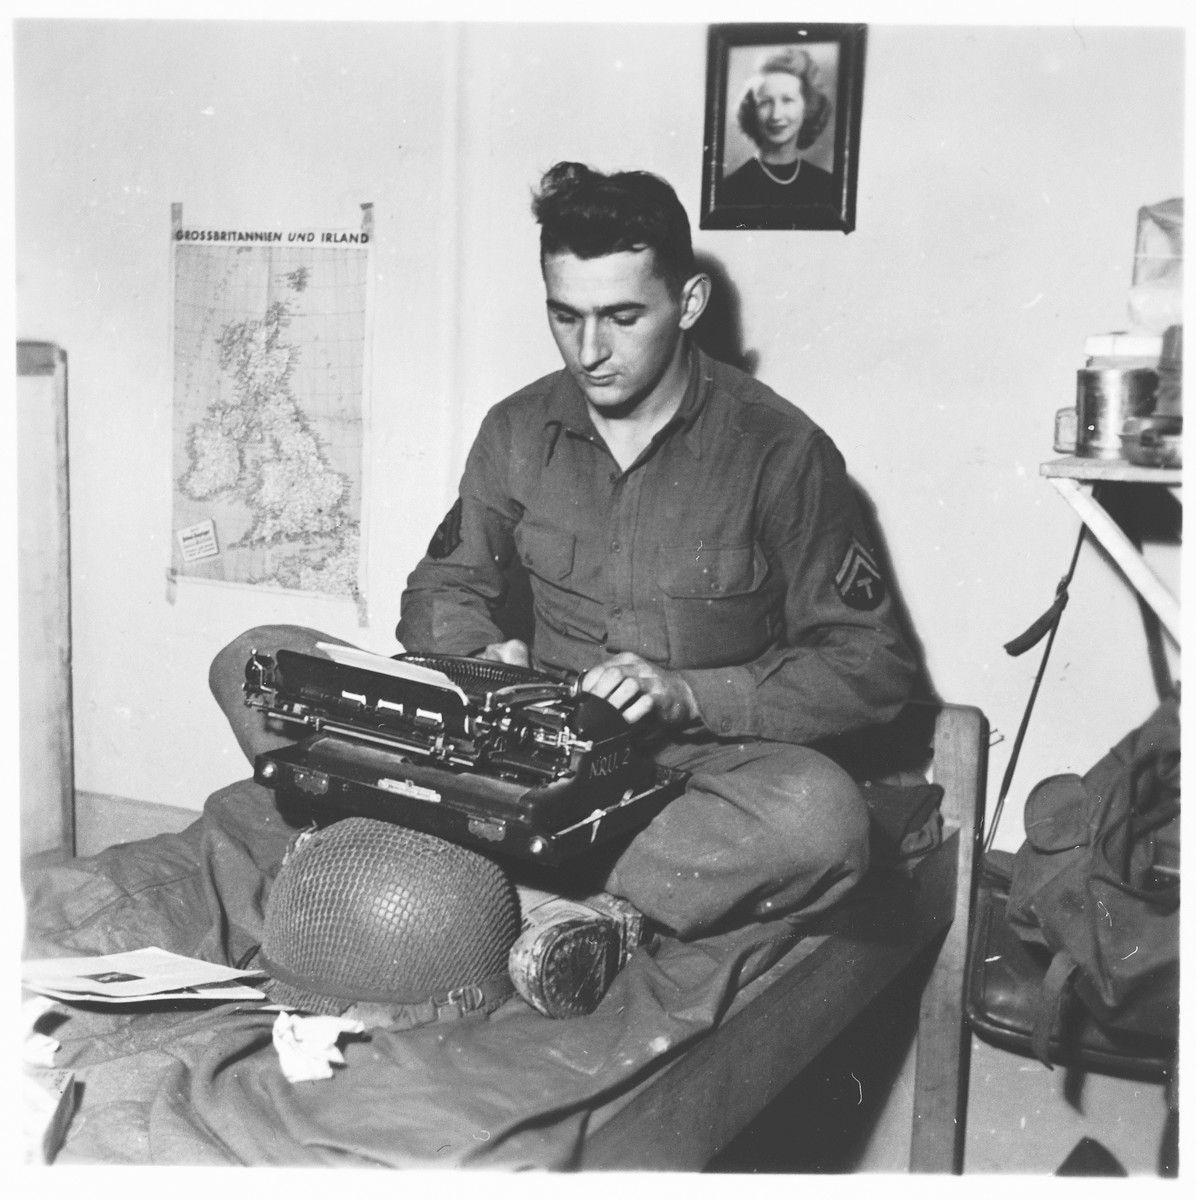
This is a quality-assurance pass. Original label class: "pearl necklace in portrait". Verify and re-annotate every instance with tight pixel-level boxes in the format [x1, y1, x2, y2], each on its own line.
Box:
[757, 156, 802, 185]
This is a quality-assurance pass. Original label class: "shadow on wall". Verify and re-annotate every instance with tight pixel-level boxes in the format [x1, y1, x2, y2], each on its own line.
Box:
[693, 252, 759, 377]
[692, 250, 936, 709]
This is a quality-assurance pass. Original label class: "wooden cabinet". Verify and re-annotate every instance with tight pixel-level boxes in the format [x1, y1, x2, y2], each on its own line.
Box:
[18, 341, 75, 858]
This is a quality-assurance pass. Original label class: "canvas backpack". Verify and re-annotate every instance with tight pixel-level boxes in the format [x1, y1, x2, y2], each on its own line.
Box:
[1003, 695, 1180, 1064]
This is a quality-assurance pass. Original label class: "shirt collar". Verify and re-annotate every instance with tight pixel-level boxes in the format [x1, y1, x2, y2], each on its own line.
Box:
[546, 369, 595, 440]
[543, 343, 713, 462]
[677, 346, 714, 459]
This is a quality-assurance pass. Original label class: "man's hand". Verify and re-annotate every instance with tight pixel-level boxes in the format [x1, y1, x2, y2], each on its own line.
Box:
[581, 652, 699, 728]
[478, 639, 531, 667]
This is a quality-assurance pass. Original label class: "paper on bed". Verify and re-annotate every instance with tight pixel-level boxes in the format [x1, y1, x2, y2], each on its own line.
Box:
[22, 946, 267, 1003]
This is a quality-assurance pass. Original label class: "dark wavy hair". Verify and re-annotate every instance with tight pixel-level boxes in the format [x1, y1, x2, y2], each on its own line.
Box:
[737, 48, 833, 153]
[532, 162, 696, 297]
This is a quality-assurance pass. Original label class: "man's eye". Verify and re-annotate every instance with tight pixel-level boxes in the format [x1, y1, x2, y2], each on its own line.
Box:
[551, 311, 577, 325]
[612, 315, 639, 328]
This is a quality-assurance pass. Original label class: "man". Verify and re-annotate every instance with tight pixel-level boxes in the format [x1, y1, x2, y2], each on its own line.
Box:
[31, 161, 915, 1026]
[396, 161, 916, 939]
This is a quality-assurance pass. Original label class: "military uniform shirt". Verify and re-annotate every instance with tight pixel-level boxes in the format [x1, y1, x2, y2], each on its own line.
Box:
[398, 348, 915, 745]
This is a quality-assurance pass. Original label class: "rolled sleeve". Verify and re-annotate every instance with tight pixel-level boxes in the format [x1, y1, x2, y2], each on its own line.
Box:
[678, 665, 760, 738]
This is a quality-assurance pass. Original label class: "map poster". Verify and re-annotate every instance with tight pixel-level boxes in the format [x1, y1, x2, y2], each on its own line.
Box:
[170, 220, 370, 608]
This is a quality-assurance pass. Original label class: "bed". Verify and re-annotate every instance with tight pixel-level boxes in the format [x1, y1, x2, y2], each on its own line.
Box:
[24, 700, 987, 1172]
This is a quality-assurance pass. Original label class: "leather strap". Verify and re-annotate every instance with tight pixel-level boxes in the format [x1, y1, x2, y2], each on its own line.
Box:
[984, 521, 1087, 853]
[1031, 951, 1079, 1067]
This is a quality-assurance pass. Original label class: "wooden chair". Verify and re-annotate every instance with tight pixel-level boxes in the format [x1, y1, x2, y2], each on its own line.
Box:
[574, 701, 989, 1172]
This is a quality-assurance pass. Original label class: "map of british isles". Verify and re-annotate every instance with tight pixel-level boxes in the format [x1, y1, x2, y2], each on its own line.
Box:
[172, 232, 368, 601]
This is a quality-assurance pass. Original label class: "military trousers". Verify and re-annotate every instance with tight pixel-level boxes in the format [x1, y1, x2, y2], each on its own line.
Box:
[210, 625, 870, 940]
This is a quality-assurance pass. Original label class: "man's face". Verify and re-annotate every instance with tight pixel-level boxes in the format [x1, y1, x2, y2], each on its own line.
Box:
[754, 71, 805, 152]
[542, 249, 688, 416]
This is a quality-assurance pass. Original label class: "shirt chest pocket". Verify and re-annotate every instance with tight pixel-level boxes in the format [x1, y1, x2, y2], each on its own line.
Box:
[656, 542, 777, 668]
[516, 520, 576, 582]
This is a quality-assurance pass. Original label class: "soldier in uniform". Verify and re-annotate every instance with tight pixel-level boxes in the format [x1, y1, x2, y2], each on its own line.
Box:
[394, 161, 915, 939]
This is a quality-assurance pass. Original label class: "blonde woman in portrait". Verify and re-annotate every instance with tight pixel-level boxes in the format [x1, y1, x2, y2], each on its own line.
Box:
[720, 47, 837, 208]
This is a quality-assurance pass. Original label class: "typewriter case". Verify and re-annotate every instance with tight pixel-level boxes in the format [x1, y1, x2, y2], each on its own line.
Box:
[246, 650, 687, 866]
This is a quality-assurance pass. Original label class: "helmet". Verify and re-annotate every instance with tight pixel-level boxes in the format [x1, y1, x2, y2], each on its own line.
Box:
[258, 817, 519, 1028]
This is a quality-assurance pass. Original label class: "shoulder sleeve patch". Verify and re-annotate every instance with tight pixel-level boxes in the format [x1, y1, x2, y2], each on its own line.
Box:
[835, 537, 886, 611]
[427, 497, 464, 560]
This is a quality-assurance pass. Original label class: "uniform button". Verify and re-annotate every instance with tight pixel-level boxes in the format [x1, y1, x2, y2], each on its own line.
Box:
[611, 606, 623, 617]
[610, 540, 621, 552]
[720, 718, 732, 732]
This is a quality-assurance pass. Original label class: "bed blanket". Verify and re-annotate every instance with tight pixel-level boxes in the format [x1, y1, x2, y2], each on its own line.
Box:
[23, 780, 812, 1168]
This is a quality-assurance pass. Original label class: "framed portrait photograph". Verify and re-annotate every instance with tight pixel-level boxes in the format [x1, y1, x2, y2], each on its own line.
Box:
[701, 23, 867, 233]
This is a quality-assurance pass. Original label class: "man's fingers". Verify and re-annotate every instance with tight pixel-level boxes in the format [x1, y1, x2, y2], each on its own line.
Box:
[618, 694, 655, 725]
[579, 654, 694, 728]
[581, 664, 629, 698]
[607, 676, 645, 712]
[580, 663, 661, 725]
[579, 665, 604, 694]
[480, 639, 530, 666]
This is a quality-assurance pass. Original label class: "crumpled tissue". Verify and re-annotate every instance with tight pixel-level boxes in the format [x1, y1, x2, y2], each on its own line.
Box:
[271, 1010, 365, 1082]
[23, 995, 61, 1066]
[22, 996, 77, 1163]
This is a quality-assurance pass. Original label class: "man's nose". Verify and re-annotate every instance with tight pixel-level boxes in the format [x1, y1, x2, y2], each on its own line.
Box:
[579, 319, 610, 369]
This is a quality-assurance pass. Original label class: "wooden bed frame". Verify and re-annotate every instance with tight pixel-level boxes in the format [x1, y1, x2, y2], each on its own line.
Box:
[43, 701, 987, 1172]
[578, 702, 989, 1173]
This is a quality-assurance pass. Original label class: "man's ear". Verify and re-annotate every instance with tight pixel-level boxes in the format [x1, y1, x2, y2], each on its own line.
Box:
[678, 273, 712, 331]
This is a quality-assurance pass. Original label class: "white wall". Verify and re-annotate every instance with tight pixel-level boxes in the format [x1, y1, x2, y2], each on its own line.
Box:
[16, 21, 470, 803]
[16, 20, 1181, 843]
[14, 18, 1182, 1174]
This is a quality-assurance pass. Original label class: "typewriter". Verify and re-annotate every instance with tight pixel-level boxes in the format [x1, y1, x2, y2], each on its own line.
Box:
[244, 644, 687, 866]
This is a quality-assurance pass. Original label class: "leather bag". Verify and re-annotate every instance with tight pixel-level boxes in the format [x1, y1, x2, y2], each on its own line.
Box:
[966, 697, 1179, 1077]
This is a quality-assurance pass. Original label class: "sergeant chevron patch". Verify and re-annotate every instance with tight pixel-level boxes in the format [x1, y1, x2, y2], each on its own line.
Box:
[835, 538, 885, 611]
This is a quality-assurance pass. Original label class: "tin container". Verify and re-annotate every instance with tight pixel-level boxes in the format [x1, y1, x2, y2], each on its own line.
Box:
[1120, 415, 1182, 469]
[1053, 406, 1077, 454]
[1075, 367, 1159, 459]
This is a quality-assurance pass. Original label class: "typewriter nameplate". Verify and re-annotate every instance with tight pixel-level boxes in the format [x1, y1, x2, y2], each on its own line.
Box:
[293, 768, 329, 795]
[378, 777, 442, 803]
[468, 817, 507, 843]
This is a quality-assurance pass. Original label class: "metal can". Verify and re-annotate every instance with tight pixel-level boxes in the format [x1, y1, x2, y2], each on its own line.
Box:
[1075, 367, 1159, 459]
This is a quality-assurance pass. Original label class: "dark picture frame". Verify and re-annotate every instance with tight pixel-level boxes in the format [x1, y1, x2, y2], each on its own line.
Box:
[700, 23, 867, 233]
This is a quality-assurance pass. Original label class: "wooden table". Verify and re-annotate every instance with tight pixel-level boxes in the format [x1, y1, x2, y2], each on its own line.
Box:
[1041, 457, 1182, 646]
